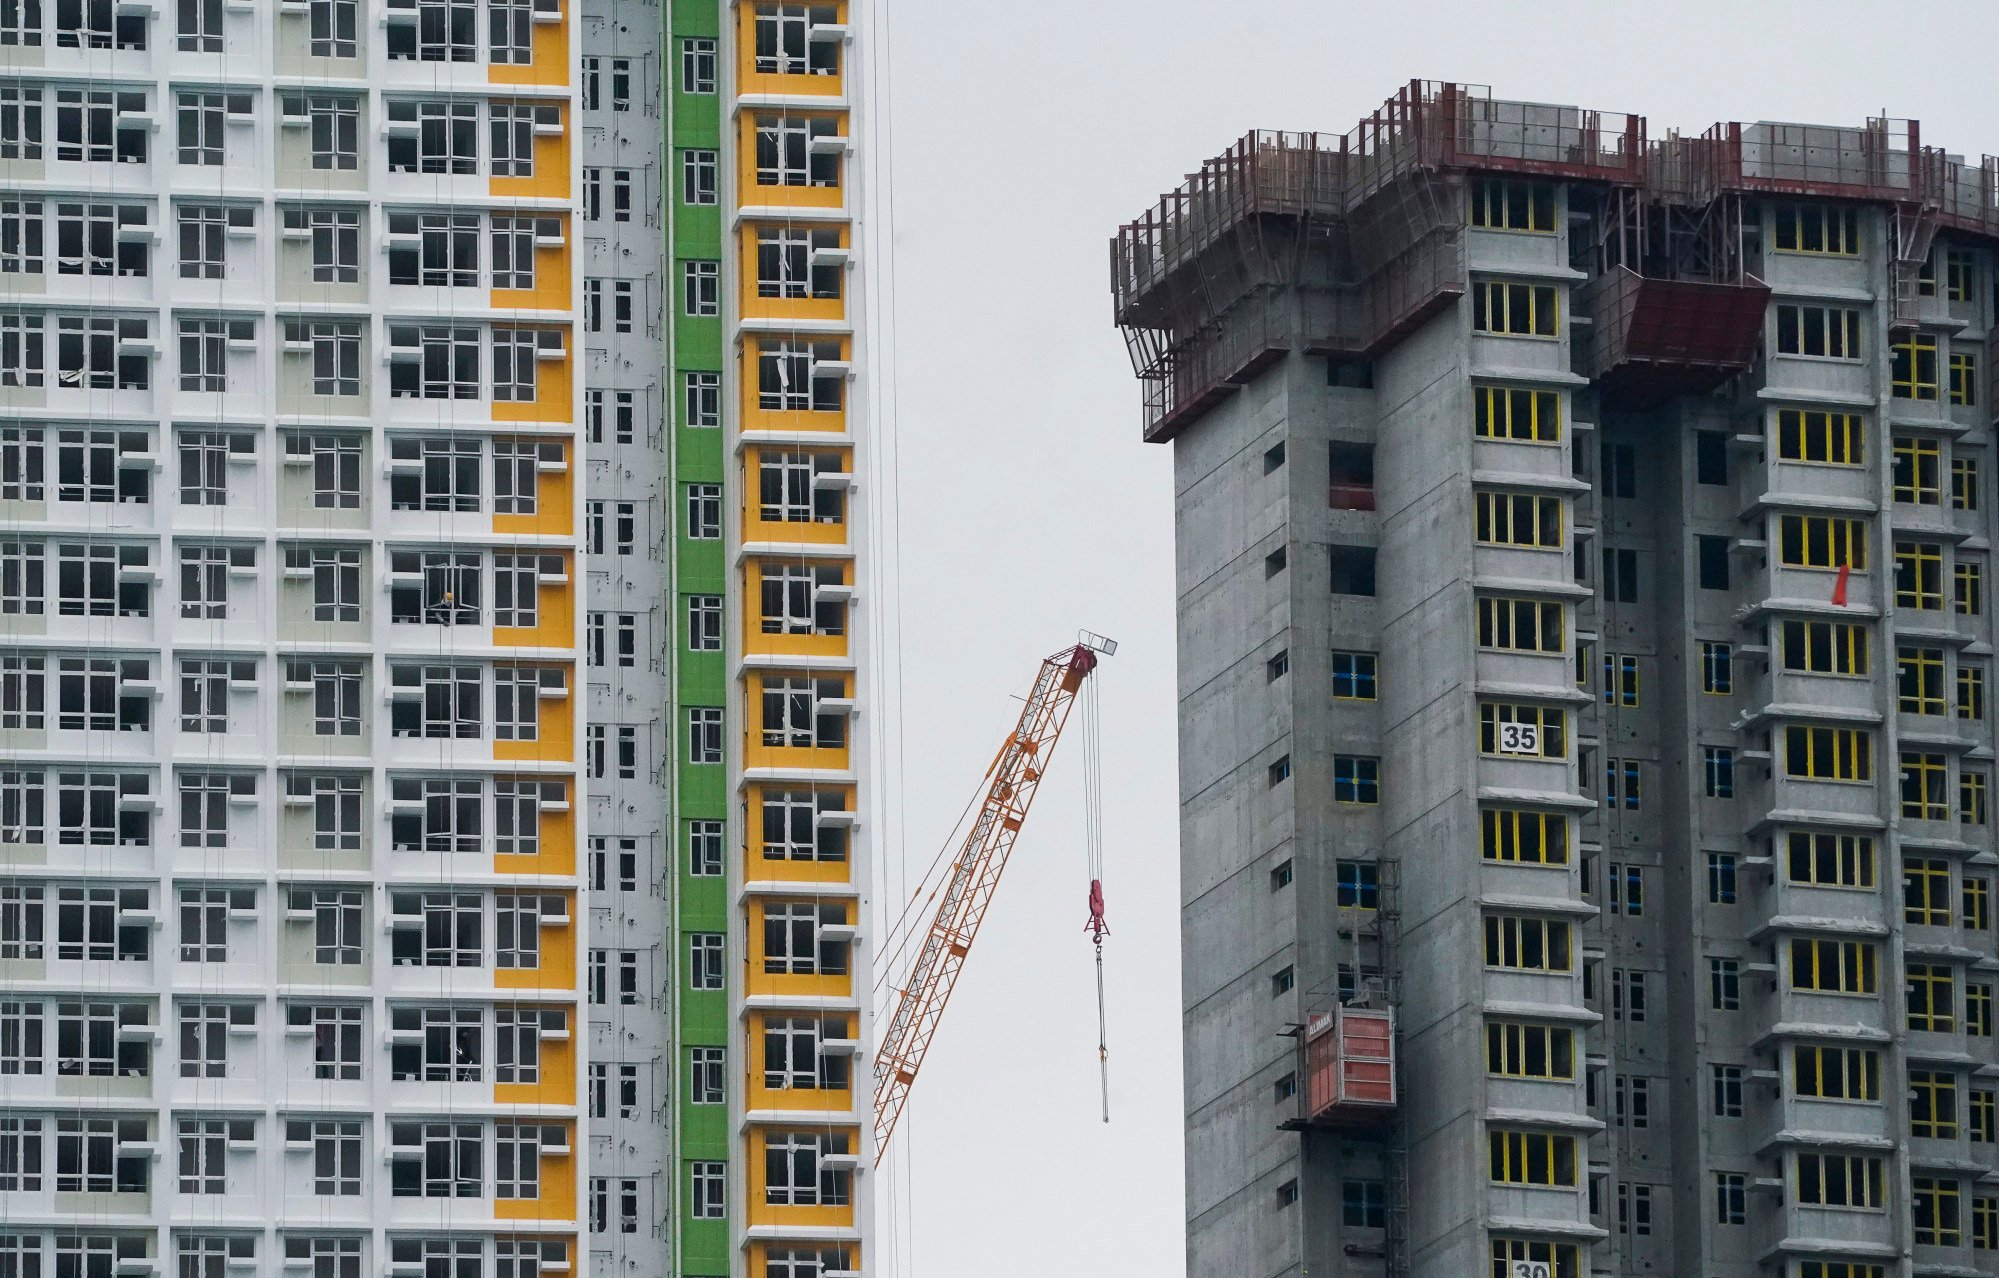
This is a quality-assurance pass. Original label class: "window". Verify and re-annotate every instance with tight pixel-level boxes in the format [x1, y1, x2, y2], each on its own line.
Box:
[1790, 937, 1877, 994]
[1771, 202, 1859, 255]
[386, 324, 478, 399]
[1796, 1153, 1886, 1208]
[1793, 1043, 1879, 1100]
[1468, 177, 1555, 232]
[284, 320, 363, 397]
[1478, 702, 1565, 759]
[755, 226, 844, 300]
[1914, 1178, 1963, 1246]
[1965, 876, 1991, 931]
[1330, 650, 1376, 700]
[1486, 1021, 1573, 1079]
[1601, 653, 1638, 707]
[1707, 851, 1737, 904]
[1788, 831, 1875, 888]
[1898, 645, 1945, 714]
[1956, 456, 1980, 511]
[1269, 966, 1293, 996]
[1476, 595, 1562, 652]
[178, 886, 250, 962]
[1975, 1091, 1997, 1144]
[689, 1046, 724, 1104]
[1962, 768, 1988, 827]
[0, 86, 43, 161]
[1604, 757, 1641, 810]
[681, 149, 718, 206]
[682, 259, 719, 317]
[1700, 641, 1732, 693]
[1902, 752, 1950, 821]
[308, 0, 355, 55]
[1488, 1129, 1575, 1186]
[685, 371, 721, 426]
[287, 93, 358, 171]
[1776, 304, 1862, 359]
[1896, 539, 1944, 610]
[1893, 434, 1943, 505]
[1481, 808, 1566, 864]
[291, 660, 362, 737]
[687, 1162, 724, 1220]
[1709, 957, 1740, 1010]
[680, 35, 717, 92]
[1776, 407, 1864, 464]
[1600, 546, 1639, 603]
[1958, 558, 1985, 616]
[1474, 490, 1562, 548]
[1911, 1070, 1961, 1139]
[1600, 441, 1636, 499]
[764, 1131, 851, 1206]
[1909, 962, 1957, 1031]
[293, 888, 362, 964]
[1892, 332, 1940, 399]
[176, 91, 248, 167]
[489, 102, 558, 178]
[1696, 534, 1729, 590]
[688, 933, 723, 991]
[1714, 1171, 1746, 1225]
[287, 1118, 362, 1196]
[1489, 1241, 1577, 1278]
[1332, 755, 1378, 805]
[1614, 1074, 1650, 1128]
[491, 215, 557, 291]
[1779, 514, 1867, 571]
[1483, 915, 1570, 972]
[1950, 351, 1979, 407]
[1783, 620, 1869, 677]
[1710, 1063, 1744, 1117]
[1340, 1180, 1385, 1228]
[1470, 280, 1558, 336]
[1974, 983, 1995, 1038]
[1784, 725, 1872, 781]
[751, 6, 839, 75]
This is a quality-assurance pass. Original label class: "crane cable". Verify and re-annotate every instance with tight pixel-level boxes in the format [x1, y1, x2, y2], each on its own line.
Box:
[1082, 664, 1110, 1122]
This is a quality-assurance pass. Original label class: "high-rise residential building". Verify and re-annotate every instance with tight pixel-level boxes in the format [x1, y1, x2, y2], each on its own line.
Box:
[0, 0, 869, 1274]
[0, 2, 590, 1277]
[1112, 81, 1999, 1278]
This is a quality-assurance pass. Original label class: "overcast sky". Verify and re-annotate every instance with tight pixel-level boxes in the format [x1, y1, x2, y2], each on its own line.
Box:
[858, 3, 1998, 1274]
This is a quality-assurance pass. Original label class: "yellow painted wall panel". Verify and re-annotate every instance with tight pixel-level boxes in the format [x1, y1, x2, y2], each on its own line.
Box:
[489, 0, 569, 86]
[732, 1, 847, 99]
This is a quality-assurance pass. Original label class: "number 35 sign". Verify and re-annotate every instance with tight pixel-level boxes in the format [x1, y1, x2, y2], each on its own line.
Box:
[1496, 722, 1541, 756]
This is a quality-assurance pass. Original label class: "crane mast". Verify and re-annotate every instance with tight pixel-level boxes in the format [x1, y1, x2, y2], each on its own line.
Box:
[872, 638, 1111, 1153]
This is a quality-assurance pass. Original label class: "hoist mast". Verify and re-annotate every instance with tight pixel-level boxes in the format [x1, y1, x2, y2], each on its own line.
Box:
[872, 634, 1115, 1154]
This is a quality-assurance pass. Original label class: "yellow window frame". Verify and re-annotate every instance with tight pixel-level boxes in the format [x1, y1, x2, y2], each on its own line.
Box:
[1913, 1177, 1963, 1246]
[1901, 752, 1950, 822]
[1476, 595, 1564, 653]
[1480, 807, 1568, 864]
[1955, 559, 1984, 616]
[1954, 456, 1980, 511]
[1792, 1043, 1880, 1100]
[1778, 514, 1867, 570]
[1783, 725, 1873, 782]
[1487, 1129, 1576, 1186]
[1478, 701, 1566, 759]
[1796, 1152, 1885, 1208]
[1771, 201, 1860, 255]
[1786, 831, 1876, 888]
[1485, 1021, 1574, 1079]
[1776, 304, 1862, 359]
[1950, 352, 1978, 408]
[1895, 540, 1944, 610]
[1473, 386, 1561, 441]
[1475, 490, 1564, 549]
[1776, 408, 1864, 465]
[1788, 936, 1877, 994]
[1483, 914, 1572, 972]
[1893, 332, 1941, 400]
[1910, 1069, 1961, 1138]
[1471, 280, 1559, 337]
[1908, 962, 1957, 1031]
[1965, 877, 1992, 931]
[1783, 619, 1869, 675]
[1963, 768, 1989, 827]
[1897, 645, 1945, 714]
[1905, 856, 1953, 924]
[1468, 178, 1557, 233]
[1958, 664, 1986, 721]
[1892, 434, 1942, 505]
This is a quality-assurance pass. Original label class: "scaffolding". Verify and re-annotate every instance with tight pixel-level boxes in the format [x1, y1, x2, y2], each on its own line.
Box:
[1114, 86, 1999, 435]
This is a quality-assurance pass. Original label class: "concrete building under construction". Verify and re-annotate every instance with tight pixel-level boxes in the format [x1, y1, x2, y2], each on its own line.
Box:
[1112, 82, 1999, 1278]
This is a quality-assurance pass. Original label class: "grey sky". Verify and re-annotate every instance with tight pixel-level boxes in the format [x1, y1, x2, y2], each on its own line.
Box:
[863, 3, 1998, 1274]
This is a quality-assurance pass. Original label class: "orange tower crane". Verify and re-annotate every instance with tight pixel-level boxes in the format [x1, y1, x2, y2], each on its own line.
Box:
[872, 633, 1116, 1153]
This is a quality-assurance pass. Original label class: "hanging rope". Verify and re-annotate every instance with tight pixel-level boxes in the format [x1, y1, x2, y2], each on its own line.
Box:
[1081, 667, 1109, 1122]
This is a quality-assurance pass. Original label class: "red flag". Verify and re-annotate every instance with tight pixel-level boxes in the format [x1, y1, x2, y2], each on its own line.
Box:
[1832, 562, 1850, 607]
